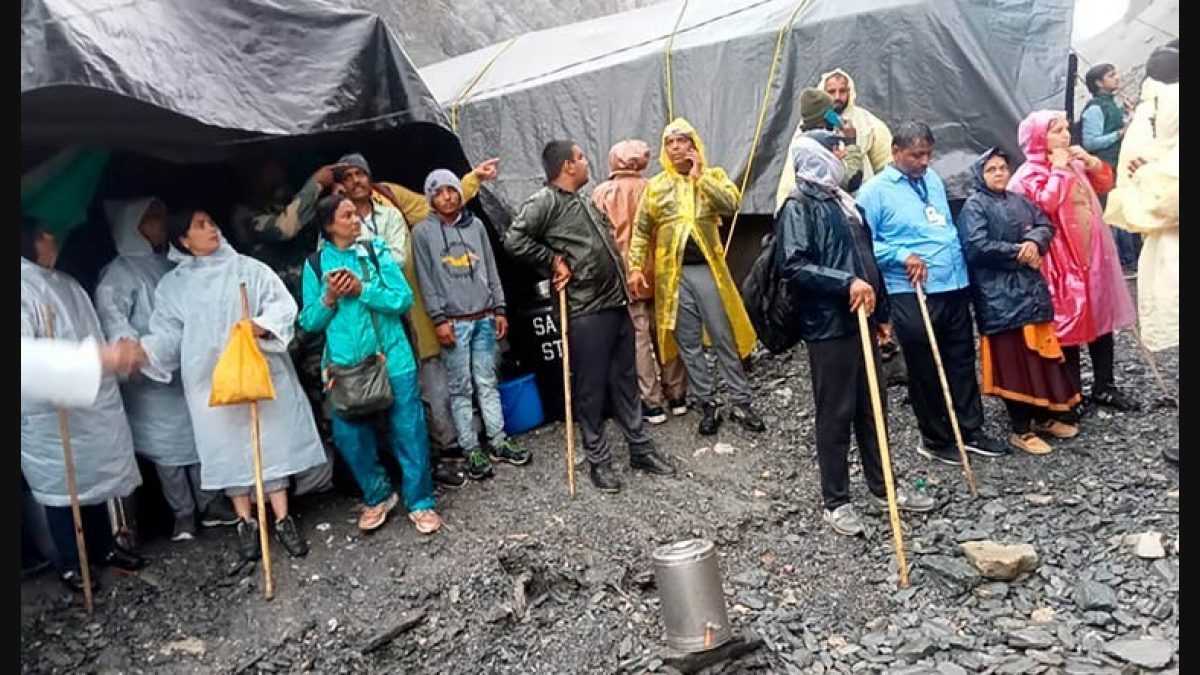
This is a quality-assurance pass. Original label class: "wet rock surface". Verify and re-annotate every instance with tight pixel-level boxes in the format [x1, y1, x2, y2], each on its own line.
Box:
[21, 332, 1178, 673]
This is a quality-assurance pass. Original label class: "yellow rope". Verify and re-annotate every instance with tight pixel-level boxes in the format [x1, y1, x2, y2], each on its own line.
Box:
[663, 0, 690, 122]
[723, 0, 810, 255]
[450, 36, 520, 133]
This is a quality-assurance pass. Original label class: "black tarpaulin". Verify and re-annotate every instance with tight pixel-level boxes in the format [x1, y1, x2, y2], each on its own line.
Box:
[21, 0, 448, 159]
[421, 0, 1075, 212]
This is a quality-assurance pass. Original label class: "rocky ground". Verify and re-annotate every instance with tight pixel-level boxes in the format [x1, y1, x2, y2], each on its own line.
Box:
[21, 328, 1178, 674]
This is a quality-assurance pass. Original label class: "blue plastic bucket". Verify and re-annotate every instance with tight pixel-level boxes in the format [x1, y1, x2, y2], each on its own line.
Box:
[498, 373, 545, 436]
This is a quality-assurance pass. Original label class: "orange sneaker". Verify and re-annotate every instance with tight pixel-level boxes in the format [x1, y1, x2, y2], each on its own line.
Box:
[358, 493, 399, 532]
[409, 510, 442, 535]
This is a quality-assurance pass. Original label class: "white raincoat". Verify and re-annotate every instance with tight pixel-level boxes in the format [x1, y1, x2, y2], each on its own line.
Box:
[21, 258, 142, 507]
[93, 199, 198, 466]
[1104, 79, 1179, 352]
[139, 237, 326, 490]
[22, 337, 103, 407]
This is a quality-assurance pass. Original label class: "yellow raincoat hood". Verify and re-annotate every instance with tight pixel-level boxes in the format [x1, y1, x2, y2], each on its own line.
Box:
[627, 118, 757, 362]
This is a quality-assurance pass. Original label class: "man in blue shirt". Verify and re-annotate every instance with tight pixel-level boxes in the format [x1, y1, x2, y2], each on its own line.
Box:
[857, 121, 1006, 464]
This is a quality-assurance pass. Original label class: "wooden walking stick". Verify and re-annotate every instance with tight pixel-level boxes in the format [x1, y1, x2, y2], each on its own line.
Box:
[239, 284, 275, 600]
[558, 289, 576, 498]
[857, 306, 910, 588]
[43, 307, 95, 613]
[914, 284, 978, 498]
[1131, 326, 1178, 408]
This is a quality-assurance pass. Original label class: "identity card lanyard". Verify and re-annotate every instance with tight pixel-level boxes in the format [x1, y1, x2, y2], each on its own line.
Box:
[908, 177, 946, 227]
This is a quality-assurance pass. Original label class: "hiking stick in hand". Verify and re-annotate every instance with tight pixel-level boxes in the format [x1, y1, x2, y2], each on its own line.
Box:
[240, 284, 274, 600]
[914, 283, 978, 498]
[44, 306, 95, 613]
[857, 306, 910, 588]
[558, 290, 576, 498]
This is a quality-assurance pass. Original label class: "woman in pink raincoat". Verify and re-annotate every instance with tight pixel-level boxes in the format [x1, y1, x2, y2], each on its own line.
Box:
[1008, 110, 1138, 412]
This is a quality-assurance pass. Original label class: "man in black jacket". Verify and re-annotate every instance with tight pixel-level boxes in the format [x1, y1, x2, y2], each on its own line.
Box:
[775, 135, 935, 536]
[504, 140, 677, 493]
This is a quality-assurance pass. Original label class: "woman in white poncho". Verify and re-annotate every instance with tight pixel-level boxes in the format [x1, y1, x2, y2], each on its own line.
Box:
[138, 209, 327, 563]
[94, 198, 239, 541]
[21, 222, 147, 593]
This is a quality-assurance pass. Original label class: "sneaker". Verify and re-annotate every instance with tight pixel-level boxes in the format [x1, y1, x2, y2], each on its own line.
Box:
[669, 398, 689, 417]
[1162, 446, 1179, 464]
[358, 493, 399, 532]
[409, 510, 442, 535]
[433, 464, 468, 489]
[823, 503, 865, 537]
[466, 450, 495, 480]
[871, 488, 937, 513]
[103, 545, 147, 572]
[963, 433, 1010, 458]
[917, 442, 962, 466]
[59, 568, 100, 594]
[643, 403, 668, 425]
[171, 516, 197, 542]
[274, 515, 309, 558]
[200, 501, 241, 528]
[730, 403, 766, 432]
[1032, 419, 1078, 439]
[1009, 432, 1052, 456]
[698, 402, 722, 436]
[1122, 267, 1138, 280]
[489, 438, 531, 466]
[630, 449, 677, 476]
[589, 462, 623, 493]
[1091, 386, 1140, 412]
[236, 519, 262, 562]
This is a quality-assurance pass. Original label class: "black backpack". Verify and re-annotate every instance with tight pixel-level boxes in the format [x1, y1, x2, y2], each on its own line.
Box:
[739, 231, 803, 354]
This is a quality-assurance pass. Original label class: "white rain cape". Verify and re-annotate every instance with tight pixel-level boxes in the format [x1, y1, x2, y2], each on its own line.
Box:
[139, 237, 326, 490]
[21, 258, 142, 507]
[93, 198, 199, 466]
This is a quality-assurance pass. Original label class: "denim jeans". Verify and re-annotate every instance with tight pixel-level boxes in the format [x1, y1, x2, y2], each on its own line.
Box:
[441, 317, 506, 455]
[329, 370, 435, 512]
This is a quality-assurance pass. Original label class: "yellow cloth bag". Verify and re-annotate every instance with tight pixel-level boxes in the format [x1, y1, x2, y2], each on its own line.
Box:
[208, 318, 276, 406]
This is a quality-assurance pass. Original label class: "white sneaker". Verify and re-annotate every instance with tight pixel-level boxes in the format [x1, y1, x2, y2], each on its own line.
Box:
[823, 503, 865, 537]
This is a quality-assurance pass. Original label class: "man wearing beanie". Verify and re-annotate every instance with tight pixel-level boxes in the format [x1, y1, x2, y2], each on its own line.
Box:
[411, 169, 530, 480]
[775, 88, 868, 208]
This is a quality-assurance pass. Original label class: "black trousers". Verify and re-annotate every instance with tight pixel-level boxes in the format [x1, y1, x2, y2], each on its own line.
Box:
[807, 328, 887, 510]
[1004, 401, 1055, 434]
[569, 308, 656, 465]
[1063, 332, 1115, 394]
[891, 289, 985, 449]
[45, 504, 113, 573]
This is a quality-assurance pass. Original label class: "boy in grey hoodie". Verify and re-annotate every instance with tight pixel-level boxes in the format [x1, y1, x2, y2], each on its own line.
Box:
[412, 170, 530, 480]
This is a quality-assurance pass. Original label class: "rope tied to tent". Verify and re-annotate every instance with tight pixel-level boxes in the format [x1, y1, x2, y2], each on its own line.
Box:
[451, 36, 521, 133]
[663, 0, 691, 122]
[722, 0, 810, 255]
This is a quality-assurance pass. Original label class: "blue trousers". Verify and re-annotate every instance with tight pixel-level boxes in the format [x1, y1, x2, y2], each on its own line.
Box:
[441, 317, 507, 455]
[330, 370, 435, 512]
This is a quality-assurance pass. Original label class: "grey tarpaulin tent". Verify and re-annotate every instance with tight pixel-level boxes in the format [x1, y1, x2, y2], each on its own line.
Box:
[21, 0, 447, 160]
[421, 0, 1075, 213]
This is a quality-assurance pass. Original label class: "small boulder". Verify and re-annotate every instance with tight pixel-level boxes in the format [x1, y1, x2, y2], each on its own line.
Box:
[960, 541, 1039, 581]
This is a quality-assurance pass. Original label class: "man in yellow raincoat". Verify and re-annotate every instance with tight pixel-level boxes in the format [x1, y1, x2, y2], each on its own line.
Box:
[627, 119, 764, 436]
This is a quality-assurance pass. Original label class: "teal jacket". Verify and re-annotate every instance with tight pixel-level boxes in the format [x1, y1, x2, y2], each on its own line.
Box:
[298, 237, 416, 380]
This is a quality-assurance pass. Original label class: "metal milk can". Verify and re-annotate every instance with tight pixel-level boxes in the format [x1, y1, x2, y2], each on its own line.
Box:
[651, 539, 732, 652]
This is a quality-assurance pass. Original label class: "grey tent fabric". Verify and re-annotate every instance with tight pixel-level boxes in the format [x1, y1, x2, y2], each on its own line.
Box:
[421, 0, 1074, 212]
[21, 0, 447, 158]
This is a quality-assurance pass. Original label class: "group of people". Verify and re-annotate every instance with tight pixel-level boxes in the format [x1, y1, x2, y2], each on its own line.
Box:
[22, 46, 1178, 595]
[21, 153, 531, 592]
